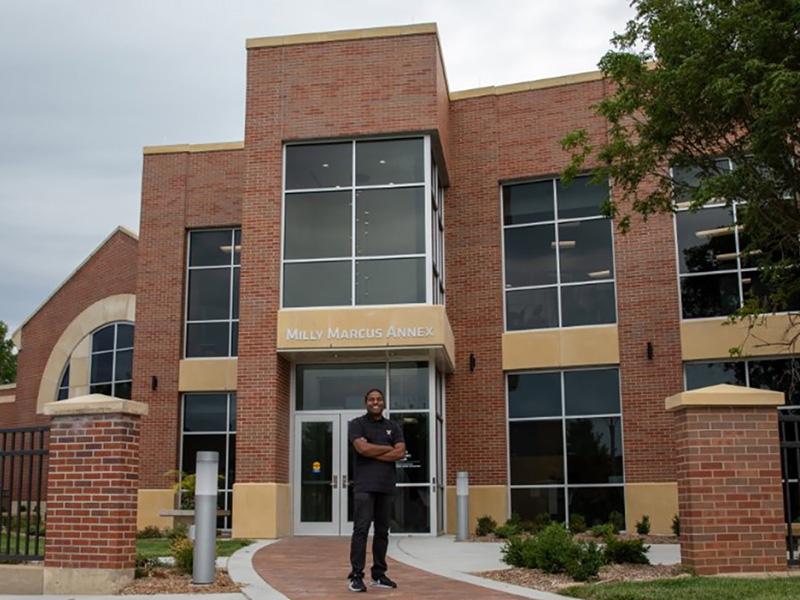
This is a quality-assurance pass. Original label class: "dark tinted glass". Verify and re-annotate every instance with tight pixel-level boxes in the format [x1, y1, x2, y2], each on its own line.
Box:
[229, 394, 237, 431]
[564, 369, 620, 415]
[685, 361, 745, 389]
[230, 322, 238, 357]
[286, 143, 352, 190]
[561, 282, 616, 327]
[508, 372, 561, 418]
[296, 364, 385, 410]
[566, 417, 623, 484]
[743, 271, 800, 313]
[284, 261, 351, 307]
[750, 359, 800, 405]
[114, 381, 132, 400]
[675, 207, 736, 273]
[392, 413, 429, 484]
[506, 287, 558, 330]
[389, 362, 429, 410]
[227, 435, 236, 483]
[509, 420, 564, 485]
[115, 349, 133, 381]
[284, 191, 352, 259]
[117, 324, 134, 348]
[557, 176, 607, 219]
[504, 224, 557, 287]
[186, 322, 229, 357]
[511, 487, 565, 523]
[681, 273, 740, 318]
[503, 181, 554, 225]
[190, 230, 234, 267]
[188, 268, 231, 320]
[391, 487, 430, 533]
[182, 434, 227, 476]
[356, 258, 425, 305]
[558, 220, 614, 283]
[92, 324, 115, 352]
[91, 352, 113, 384]
[355, 139, 424, 186]
[233, 229, 241, 266]
[232, 269, 240, 320]
[569, 486, 625, 528]
[184, 394, 229, 432]
[90, 383, 112, 396]
[356, 188, 425, 256]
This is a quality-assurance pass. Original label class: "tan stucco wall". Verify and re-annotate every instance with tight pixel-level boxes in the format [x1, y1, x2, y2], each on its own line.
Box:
[43, 566, 133, 595]
[445, 485, 507, 535]
[681, 314, 798, 361]
[178, 358, 238, 391]
[625, 482, 679, 535]
[0, 564, 44, 594]
[137, 489, 176, 531]
[37, 294, 135, 412]
[231, 483, 291, 539]
[503, 325, 619, 371]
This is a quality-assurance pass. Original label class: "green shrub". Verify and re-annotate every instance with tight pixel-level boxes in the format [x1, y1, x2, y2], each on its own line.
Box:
[671, 513, 681, 537]
[531, 512, 553, 532]
[635, 514, 651, 536]
[603, 535, 650, 565]
[608, 510, 625, 534]
[590, 523, 613, 539]
[494, 523, 523, 539]
[137, 525, 163, 539]
[500, 523, 603, 581]
[569, 513, 587, 534]
[475, 515, 497, 537]
[171, 538, 194, 574]
[166, 522, 189, 541]
[135, 554, 161, 578]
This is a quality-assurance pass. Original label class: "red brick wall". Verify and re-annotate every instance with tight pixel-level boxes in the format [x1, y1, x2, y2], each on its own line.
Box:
[674, 405, 785, 574]
[45, 413, 140, 570]
[5, 231, 138, 430]
[134, 149, 242, 488]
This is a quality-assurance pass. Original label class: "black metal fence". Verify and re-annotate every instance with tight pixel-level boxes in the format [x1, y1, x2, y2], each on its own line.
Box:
[0, 425, 49, 561]
[778, 406, 800, 566]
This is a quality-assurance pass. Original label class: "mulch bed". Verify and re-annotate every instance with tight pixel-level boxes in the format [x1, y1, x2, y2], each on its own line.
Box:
[469, 533, 679, 545]
[120, 567, 242, 595]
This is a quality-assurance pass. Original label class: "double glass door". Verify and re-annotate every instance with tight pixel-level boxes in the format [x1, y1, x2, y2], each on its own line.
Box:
[294, 413, 358, 535]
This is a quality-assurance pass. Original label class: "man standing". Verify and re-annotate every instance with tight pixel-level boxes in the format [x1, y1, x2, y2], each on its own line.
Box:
[347, 388, 406, 593]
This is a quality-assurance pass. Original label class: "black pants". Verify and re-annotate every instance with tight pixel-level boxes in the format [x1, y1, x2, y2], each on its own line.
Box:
[349, 491, 393, 580]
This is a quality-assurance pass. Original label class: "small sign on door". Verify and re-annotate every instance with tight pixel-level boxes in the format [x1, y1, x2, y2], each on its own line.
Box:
[312, 461, 321, 474]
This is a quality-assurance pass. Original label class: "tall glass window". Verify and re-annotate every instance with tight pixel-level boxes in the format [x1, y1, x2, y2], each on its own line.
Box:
[503, 176, 615, 330]
[90, 322, 134, 399]
[507, 368, 624, 527]
[283, 138, 444, 308]
[181, 393, 237, 529]
[185, 229, 241, 357]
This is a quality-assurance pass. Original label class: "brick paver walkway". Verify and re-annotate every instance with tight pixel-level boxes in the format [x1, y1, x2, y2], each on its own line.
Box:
[252, 537, 528, 599]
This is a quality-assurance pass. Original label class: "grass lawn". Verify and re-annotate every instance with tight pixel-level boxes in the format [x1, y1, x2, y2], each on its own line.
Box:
[0, 532, 45, 556]
[136, 537, 253, 559]
[562, 576, 800, 600]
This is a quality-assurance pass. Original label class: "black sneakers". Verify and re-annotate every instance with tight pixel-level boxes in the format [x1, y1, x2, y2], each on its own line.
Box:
[348, 574, 367, 593]
[371, 575, 398, 589]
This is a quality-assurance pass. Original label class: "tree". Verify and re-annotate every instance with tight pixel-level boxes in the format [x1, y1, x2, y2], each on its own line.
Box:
[562, 0, 800, 348]
[0, 320, 17, 384]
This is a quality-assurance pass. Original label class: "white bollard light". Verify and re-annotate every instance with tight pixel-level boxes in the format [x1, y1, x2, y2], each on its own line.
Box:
[193, 451, 219, 585]
[456, 471, 469, 541]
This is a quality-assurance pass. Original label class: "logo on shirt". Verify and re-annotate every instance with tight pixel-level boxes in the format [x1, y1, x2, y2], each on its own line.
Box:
[386, 429, 392, 437]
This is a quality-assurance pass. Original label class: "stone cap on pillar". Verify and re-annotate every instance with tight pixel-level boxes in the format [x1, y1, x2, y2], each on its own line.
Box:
[665, 383, 784, 412]
[43, 394, 149, 417]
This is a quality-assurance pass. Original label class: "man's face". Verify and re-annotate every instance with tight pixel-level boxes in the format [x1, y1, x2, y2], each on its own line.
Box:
[365, 391, 385, 417]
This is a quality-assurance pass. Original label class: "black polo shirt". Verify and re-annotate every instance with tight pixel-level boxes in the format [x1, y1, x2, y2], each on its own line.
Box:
[348, 413, 405, 494]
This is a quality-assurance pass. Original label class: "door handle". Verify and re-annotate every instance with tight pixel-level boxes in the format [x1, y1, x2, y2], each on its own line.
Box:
[342, 474, 348, 488]
[331, 475, 338, 489]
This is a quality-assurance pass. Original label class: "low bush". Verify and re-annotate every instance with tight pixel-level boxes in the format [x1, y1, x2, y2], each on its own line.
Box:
[671, 513, 681, 537]
[171, 537, 194, 574]
[603, 535, 650, 565]
[569, 513, 587, 534]
[493, 523, 523, 539]
[135, 553, 161, 578]
[635, 514, 651, 536]
[590, 523, 614, 539]
[166, 522, 189, 541]
[608, 511, 625, 534]
[501, 523, 604, 582]
[475, 515, 497, 537]
[137, 525, 163, 539]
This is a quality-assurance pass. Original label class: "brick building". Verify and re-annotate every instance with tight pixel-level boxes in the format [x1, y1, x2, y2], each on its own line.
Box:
[7, 23, 798, 538]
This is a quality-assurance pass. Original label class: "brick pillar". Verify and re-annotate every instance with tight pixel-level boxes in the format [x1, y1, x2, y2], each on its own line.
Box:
[42, 395, 148, 594]
[666, 384, 786, 575]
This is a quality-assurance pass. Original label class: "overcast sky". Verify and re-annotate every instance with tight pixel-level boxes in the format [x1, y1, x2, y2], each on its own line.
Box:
[0, 0, 635, 334]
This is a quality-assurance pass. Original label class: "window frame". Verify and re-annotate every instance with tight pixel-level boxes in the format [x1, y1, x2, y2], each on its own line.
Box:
[89, 321, 134, 399]
[501, 176, 617, 331]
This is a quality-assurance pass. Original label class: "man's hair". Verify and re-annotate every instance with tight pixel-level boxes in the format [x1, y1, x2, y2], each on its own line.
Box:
[364, 388, 385, 403]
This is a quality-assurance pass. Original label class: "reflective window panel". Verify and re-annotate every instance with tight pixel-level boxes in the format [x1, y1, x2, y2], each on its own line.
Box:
[510, 487, 566, 523]
[284, 261, 351, 307]
[557, 176, 607, 220]
[509, 420, 564, 485]
[507, 372, 562, 419]
[285, 143, 352, 190]
[506, 287, 559, 331]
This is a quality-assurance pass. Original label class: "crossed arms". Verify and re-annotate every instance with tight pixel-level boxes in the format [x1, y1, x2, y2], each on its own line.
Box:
[353, 437, 406, 462]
